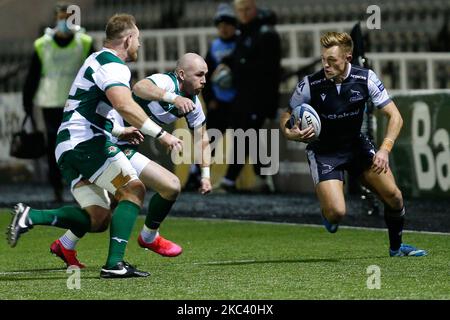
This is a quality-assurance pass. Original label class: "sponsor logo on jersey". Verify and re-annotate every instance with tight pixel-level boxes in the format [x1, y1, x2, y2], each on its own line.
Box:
[310, 78, 326, 86]
[321, 109, 360, 120]
[320, 93, 327, 101]
[349, 89, 363, 102]
[321, 163, 334, 175]
[297, 80, 305, 91]
[350, 74, 367, 80]
[108, 146, 117, 153]
[376, 82, 385, 92]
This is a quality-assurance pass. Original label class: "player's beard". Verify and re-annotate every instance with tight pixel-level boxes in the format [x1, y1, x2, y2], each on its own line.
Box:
[194, 86, 203, 95]
[127, 48, 138, 62]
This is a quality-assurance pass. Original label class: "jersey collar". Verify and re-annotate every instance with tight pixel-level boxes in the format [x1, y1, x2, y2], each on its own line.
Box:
[329, 62, 352, 83]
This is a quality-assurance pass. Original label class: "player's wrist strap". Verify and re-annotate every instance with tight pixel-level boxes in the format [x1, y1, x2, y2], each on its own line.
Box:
[156, 128, 166, 139]
[201, 167, 210, 179]
[140, 118, 163, 138]
[162, 91, 178, 104]
[111, 123, 125, 137]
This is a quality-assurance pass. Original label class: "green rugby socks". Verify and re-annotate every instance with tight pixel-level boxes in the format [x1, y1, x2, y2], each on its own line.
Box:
[105, 200, 140, 268]
[28, 206, 91, 236]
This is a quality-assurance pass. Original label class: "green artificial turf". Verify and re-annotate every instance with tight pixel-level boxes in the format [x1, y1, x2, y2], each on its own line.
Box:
[0, 211, 448, 300]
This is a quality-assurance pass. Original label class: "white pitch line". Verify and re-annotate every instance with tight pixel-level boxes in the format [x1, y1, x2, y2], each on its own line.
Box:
[193, 259, 256, 265]
[166, 216, 450, 236]
[0, 269, 66, 276]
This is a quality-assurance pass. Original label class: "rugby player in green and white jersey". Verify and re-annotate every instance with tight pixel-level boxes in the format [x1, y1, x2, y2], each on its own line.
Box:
[48, 53, 212, 267]
[7, 14, 187, 278]
[117, 53, 213, 198]
[132, 52, 212, 195]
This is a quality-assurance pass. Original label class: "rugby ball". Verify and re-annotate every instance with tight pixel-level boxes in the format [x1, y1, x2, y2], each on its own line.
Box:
[289, 103, 321, 139]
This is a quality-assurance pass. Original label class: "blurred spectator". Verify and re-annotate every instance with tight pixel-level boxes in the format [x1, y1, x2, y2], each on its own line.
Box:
[160, 0, 185, 28]
[430, 17, 449, 88]
[217, 0, 281, 193]
[185, 3, 237, 190]
[430, 16, 450, 52]
[22, 2, 94, 202]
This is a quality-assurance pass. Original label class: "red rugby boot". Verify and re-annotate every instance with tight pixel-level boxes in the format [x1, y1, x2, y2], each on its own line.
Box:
[138, 234, 183, 257]
[50, 239, 86, 268]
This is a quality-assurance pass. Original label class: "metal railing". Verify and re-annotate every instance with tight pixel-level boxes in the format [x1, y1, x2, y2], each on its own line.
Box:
[2, 22, 448, 93]
[90, 22, 449, 91]
[366, 52, 450, 90]
[89, 22, 355, 80]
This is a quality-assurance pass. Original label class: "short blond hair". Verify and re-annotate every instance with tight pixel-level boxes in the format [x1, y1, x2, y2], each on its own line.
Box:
[320, 32, 353, 55]
[105, 14, 136, 41]
[234, 0, 256, 6]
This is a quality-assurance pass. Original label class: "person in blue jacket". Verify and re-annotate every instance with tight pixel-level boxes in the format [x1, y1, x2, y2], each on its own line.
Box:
[184, 3, 237, 190]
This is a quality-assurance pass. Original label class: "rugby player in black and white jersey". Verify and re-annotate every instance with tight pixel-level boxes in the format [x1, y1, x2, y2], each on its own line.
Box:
[280, 32, 426, 257]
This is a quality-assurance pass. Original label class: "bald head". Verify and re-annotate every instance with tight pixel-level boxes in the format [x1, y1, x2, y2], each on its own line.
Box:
[176, 53, 206, 73]
[175, 53, 208, 96]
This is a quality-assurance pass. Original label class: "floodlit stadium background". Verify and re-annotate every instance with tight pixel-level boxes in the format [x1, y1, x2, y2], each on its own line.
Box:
[0, 0, 449, 302]
[0, 0, 449, 232]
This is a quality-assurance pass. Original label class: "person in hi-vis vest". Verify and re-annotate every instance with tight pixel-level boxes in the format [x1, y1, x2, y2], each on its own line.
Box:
[23, 2, 94, 202]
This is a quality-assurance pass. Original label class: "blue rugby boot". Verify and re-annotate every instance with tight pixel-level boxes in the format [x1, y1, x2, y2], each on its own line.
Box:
[389, 243, 427, 257]
[321, 213, 339, 233]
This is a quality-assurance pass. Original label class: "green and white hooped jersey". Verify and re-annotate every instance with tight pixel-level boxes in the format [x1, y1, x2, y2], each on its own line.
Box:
[55, 48, 131, 163]
[135, 72, 205, 128]
[110, 72, 206, 144]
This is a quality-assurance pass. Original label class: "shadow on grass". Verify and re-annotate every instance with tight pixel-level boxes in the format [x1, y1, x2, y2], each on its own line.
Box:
[0, 275, 102, 281]
[193, 255, 388, 266]
[195, 258, 338, 266]
[0, 267, 103, 281]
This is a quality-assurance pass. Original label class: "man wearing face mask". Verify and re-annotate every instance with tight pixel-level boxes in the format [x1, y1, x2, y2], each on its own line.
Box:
[22, 2, 94, 202]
